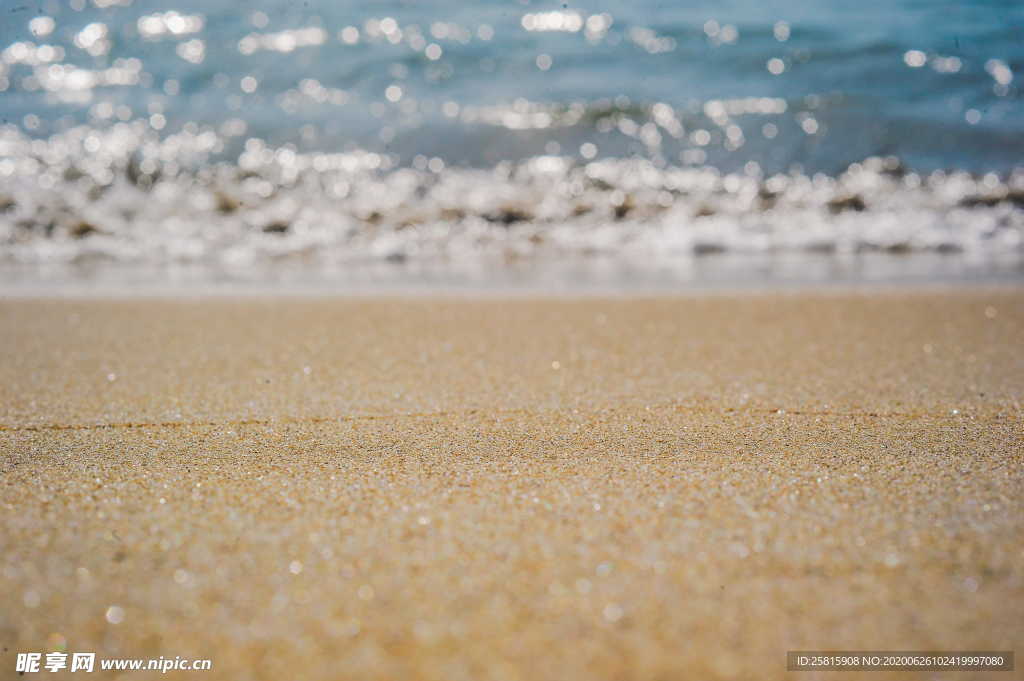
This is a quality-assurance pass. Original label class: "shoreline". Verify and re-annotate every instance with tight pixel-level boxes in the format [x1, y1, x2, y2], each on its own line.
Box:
[5, 280, 1024, 300]
[2, 263, 1023, 300]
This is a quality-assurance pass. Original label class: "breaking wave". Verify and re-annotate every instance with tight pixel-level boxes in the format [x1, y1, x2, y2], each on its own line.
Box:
[2, 124, 1022, 270]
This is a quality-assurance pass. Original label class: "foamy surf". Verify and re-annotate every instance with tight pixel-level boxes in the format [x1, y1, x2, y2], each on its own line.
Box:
[2, 124, 1022, 271]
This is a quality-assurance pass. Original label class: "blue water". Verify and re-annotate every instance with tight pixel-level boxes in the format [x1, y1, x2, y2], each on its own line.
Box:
[1, 0, 1023, 274]
[2, 0, 1022, 174]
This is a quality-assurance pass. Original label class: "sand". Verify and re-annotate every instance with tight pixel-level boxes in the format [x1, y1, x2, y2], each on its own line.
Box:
[0, 289, 1022, 680]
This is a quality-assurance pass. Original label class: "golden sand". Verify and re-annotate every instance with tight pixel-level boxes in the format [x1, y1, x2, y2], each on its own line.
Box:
[1, 290, 1022, 680]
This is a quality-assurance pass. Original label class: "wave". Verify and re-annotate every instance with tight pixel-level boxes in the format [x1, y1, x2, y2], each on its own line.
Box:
[1, 123, 1022, 268]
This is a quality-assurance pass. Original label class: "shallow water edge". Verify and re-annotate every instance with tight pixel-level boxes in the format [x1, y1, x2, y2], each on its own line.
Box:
[2, 252, 1021, 298]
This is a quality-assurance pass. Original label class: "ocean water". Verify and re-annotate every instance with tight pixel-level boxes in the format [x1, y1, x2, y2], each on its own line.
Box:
[1, 0, 1023, 280]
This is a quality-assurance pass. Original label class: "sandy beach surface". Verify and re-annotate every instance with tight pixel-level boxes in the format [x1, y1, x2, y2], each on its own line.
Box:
[1, 289, 1022, 680]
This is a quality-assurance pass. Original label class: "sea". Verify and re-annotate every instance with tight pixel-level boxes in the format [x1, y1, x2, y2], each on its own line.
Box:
[1, 0, 1022, 289]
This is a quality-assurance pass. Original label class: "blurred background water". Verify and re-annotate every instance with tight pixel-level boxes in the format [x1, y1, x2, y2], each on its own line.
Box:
[1, 0, 1023, 285]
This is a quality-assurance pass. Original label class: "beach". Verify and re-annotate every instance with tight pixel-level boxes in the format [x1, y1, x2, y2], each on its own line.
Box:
[1, 289, 1021, 679]
[3, 0, 1023, 675]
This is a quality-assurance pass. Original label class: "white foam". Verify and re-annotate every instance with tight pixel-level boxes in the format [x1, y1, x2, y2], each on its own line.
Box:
[1, 125, 1022, 269]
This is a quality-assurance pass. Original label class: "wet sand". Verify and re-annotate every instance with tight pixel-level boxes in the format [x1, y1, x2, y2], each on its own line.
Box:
[1, 290, 1022, 680]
